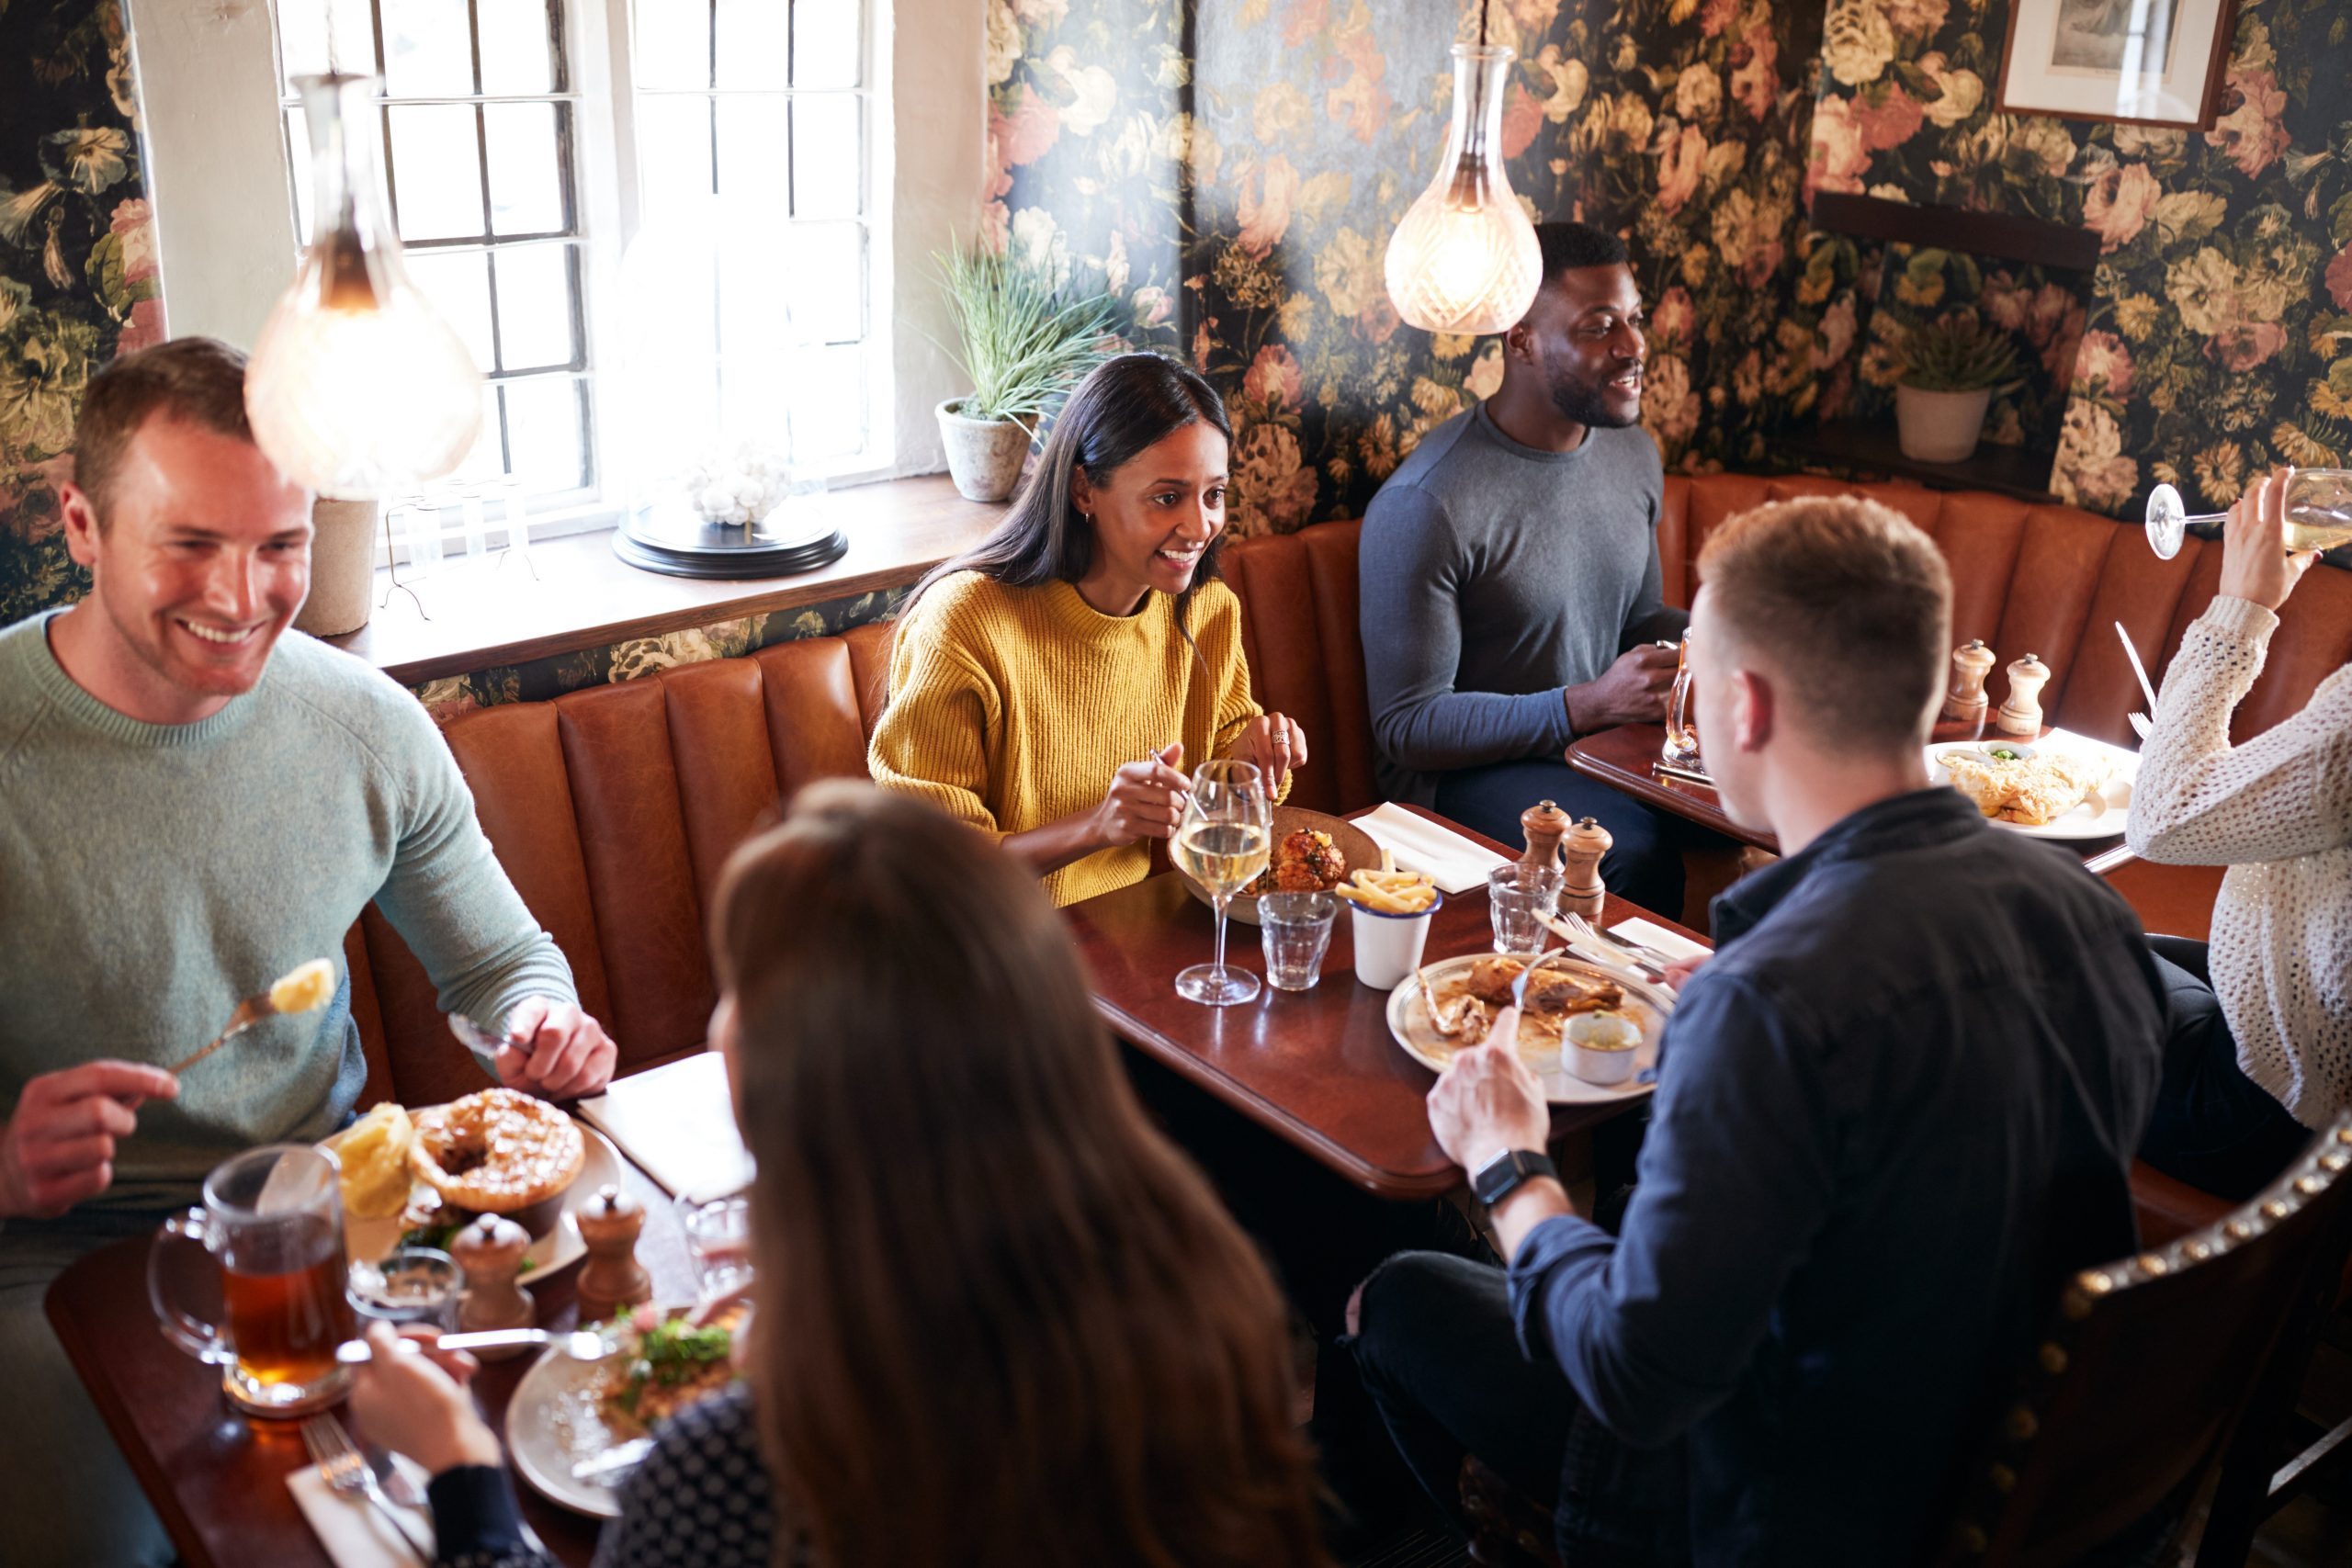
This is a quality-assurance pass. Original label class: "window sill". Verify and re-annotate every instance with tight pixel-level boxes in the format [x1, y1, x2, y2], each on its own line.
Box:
[326, 475, 1000, 685]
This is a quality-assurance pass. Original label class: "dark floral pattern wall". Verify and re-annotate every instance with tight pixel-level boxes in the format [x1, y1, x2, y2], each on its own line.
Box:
[1806, 0, 2352, 517]
[0, 0, 162, 625]
[989, 0, 1826, 535]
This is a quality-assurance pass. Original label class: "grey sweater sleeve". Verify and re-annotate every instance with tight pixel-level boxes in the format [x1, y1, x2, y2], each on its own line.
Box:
[1360, 483, 1577, 772]
[1619, 466, 1686, 650]
[370, 699, 580, 1071]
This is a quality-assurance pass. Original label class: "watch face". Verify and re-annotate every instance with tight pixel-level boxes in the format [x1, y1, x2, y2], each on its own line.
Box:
[1476, 1150, 1552, 1206]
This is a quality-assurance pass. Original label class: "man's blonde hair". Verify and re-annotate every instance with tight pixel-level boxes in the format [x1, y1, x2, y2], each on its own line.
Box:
[1696, 495, 1952, 753]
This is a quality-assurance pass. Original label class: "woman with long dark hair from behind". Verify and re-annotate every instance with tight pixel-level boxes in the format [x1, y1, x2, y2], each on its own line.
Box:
[346, 782, 1330, 1568]
[870, 351, 1309, 906]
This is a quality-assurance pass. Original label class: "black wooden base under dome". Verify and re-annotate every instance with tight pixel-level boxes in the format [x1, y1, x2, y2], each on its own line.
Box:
[611, 507, 850, 580]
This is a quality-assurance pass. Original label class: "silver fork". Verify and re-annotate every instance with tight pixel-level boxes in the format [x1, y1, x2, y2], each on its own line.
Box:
[1555, 913, 1668, 982]
[1564, 912, 1679, 974]
[302, 1413, 431, 1564]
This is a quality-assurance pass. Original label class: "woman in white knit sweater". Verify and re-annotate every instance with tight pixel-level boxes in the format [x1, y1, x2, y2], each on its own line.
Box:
[2129, 467, 2352, 1199]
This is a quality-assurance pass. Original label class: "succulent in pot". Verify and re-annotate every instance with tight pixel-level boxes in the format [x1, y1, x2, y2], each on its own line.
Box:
[1893, 314, 2025, 465]
[933, 242, 1118, 502]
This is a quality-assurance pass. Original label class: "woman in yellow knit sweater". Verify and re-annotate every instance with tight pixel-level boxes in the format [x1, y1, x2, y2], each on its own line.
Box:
[871, 355, 1307, 906]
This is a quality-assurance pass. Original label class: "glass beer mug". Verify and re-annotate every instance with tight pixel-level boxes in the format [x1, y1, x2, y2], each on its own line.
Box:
[2145, 468, 2352, 559]
[1660, 630, 1701, 769]
[148, 1144, 357, 1416]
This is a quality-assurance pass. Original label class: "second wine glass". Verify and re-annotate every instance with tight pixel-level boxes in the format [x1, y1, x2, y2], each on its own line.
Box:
[1171, 759, 1272, 1007]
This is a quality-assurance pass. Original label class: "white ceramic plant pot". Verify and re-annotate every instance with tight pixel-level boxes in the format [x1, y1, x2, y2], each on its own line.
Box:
[294, 497, 380, 637]
[935, 398, 1034, 502]
[1894, 385, 1994, 464]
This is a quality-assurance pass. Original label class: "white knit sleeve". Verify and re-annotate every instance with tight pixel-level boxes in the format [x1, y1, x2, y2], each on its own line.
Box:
[2126, 596, 2352, 866]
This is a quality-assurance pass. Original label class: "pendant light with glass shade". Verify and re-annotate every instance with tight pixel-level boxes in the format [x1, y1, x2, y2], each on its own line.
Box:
[1382, 0, 1544, 336]
[244, 72, 485, 500]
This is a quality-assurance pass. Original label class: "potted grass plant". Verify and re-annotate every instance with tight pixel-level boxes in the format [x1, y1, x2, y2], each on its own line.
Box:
[933, 242, 1119, 502]
[1893, 315, 2025, 464]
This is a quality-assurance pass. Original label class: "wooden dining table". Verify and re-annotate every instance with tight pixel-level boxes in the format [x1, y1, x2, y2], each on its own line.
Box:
[48, 1151, 692, 1568]
[1066, 804, 1708, 1201]
[1566, 721, 2129, 860]
[48, 806, 1703, 1562]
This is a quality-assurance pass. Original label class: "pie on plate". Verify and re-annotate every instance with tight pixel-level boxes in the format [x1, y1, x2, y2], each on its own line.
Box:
[1386, 953, 1674, 1105]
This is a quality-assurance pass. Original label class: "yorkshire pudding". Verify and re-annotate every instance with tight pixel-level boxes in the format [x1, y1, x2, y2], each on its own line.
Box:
[409, 1088, 584, 1230]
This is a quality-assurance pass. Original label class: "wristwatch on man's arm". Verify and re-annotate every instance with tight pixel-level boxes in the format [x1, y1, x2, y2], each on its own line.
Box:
[1471, 1148, 1559, 1209]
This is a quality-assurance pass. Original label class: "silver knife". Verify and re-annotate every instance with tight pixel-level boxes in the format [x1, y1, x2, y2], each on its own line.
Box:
[571, 1436, 655, 1485]
[2114, 620, 2159, 713]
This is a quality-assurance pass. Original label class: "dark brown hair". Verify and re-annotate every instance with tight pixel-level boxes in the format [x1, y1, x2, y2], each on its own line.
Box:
[904, 351, 1233, 618]
[72, 337, 257, 525]
[711, 781, 1328, 1568]
[1696, 495, 1952, 752]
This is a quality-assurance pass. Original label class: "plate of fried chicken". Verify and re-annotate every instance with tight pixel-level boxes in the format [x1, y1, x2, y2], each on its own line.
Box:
[1387, 952, 1674, 1104]
[1176, 806, 1383, 926]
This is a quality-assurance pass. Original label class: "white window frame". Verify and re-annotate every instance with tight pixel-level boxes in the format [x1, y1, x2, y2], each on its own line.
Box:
[130, 0, 969, 559]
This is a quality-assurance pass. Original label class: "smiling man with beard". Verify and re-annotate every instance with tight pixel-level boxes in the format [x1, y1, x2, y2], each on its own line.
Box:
[1359, 221, 1693, 915]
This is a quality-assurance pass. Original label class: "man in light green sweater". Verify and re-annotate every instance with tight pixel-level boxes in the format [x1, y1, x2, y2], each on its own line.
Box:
[0, 338, 617, 1564]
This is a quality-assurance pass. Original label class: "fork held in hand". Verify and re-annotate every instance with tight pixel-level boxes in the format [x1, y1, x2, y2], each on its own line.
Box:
[302, 1413, 432, 1564]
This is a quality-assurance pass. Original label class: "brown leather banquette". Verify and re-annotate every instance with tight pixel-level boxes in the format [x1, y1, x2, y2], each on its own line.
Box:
[349, 474, 2352, 1103]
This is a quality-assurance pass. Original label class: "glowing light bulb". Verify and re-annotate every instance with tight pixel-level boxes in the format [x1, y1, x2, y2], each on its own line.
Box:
[1383, 44, 1542, 337]
[245, 75, 483, 501]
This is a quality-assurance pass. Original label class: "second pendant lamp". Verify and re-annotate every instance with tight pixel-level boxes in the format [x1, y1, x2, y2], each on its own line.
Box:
[1383, 1, 1543, 337]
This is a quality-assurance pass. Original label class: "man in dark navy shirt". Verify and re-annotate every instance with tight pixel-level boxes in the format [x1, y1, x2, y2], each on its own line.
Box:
[1350, 496, 2165, 1564]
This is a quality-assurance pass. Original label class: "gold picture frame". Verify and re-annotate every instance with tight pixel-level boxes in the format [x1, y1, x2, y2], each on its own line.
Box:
[1996, 0, 2238, 130]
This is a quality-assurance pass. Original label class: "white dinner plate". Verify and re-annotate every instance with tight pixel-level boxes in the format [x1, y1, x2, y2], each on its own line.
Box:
[1927, 733, 2139, 840]
[1386, 953, 1674, 1105]
[343, 1116, 623, 1288]
[505, 1330, 639, 1518]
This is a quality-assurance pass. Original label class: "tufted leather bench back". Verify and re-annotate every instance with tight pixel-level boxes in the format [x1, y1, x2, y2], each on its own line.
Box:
[352, 474, 2348, 1101]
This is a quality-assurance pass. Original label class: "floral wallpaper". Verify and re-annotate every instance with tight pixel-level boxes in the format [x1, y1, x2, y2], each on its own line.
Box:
[0, 0, 161, 626]
[407, 585, 906, 723]
[1806, 0, 2352, 520]
[988, 0, 1827, 533]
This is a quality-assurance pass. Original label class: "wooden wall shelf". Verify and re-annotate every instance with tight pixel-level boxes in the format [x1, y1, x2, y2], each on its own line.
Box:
[1778, 421, 2060, 505]
[1808, 192, 2098, 271]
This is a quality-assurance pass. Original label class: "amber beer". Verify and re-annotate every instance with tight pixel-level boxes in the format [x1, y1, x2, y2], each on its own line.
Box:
[220, 1213, 356, 1390]
[150, 1143, 356, 1416]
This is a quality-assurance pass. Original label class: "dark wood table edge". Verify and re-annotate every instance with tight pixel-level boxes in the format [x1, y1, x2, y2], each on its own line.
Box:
[1564, 729, 1780, 853]
[47, 1277, 217, 1566]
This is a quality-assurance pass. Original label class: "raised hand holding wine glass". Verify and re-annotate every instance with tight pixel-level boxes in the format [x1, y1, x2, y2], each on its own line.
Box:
[2220, 468, 2326, 612]
[1171, 759, 1272, 1006]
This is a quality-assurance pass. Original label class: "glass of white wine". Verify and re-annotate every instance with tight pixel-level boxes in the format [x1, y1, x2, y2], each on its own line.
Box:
[1171, 759, 1272, 1007]
[2145, 468, 2352, 559]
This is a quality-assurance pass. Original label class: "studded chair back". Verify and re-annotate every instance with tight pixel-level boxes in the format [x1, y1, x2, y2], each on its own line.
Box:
[1936, 1115, 2352, 1566]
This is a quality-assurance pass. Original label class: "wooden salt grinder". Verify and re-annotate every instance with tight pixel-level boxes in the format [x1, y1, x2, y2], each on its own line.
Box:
[1942, 639, 1996, 726]
[574, 1183, 652, 1325]
[1558, 816, 1611, 922]
[1996, 653, 2051, 739]
[1520, 799, 1569, 880]
[451, 1213, 535, 1359]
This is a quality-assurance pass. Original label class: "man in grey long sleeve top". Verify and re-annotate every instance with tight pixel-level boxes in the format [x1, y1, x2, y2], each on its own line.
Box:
[1360, 222, 1691, 913]
[0, 339, 619, 1565]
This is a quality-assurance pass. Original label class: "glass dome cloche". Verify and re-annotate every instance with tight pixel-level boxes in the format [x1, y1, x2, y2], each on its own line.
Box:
[609, 203, 847, 579]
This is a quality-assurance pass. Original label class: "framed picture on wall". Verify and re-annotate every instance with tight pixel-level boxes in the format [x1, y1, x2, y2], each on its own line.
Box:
[1996, 0, 2237, 128]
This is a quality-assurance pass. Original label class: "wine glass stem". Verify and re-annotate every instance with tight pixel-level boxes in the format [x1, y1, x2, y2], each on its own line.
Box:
[2184, 511, 2228, 529]
[1212, 897, 1231, 976]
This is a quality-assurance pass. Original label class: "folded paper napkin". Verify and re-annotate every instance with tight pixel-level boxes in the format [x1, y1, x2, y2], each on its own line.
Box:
[578, 1049, 755, 1204]
[1610, 916, 1710, 964]
[288, 1452, 435, 1567]
[1356, 804, 1510, 895]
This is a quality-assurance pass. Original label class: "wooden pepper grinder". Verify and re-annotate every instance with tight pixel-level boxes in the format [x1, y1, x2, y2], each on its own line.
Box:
[1996, 653, 2051, 738]
[450, 1213, 535, 1359]
[574, 1184, 652, 1325]
[1558, 816, 1612, 922]
[1520, 799, 1569, 881]
[1942, 639, 1996, 726]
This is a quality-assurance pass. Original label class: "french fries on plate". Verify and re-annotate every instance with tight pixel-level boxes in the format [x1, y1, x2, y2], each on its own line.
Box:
[1334, 867, 1439, 914]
